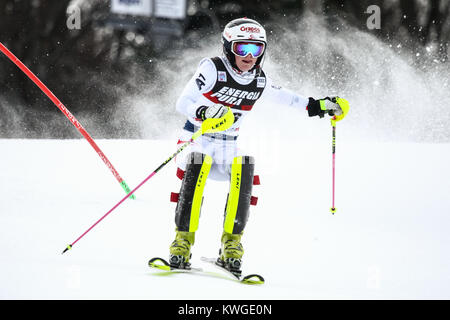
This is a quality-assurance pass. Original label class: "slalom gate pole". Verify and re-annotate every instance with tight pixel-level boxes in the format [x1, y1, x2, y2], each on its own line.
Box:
[330, 119, 337, 215]
[0, 42, 134, 199]
[61, 129, 202, 254]
[61, 109, 235, 254]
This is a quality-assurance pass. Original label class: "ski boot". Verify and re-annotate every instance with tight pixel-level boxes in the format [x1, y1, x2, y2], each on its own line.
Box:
[217, 231, 244, 276]
[169, 230, 195, 269]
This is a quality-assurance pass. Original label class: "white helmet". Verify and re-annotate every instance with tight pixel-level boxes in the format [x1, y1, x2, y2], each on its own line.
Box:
[222, 17, 267, 73]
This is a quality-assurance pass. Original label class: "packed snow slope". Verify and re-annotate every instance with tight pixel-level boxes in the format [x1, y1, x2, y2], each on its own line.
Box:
[1, 14, 450, 300]
[1, 130, 449, 299]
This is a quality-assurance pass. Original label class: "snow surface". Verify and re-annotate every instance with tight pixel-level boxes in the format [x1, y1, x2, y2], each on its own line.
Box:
[1, 126, 449, 299]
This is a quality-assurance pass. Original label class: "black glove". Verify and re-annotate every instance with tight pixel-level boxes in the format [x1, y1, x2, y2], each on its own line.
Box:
[307, 97, 343, 118]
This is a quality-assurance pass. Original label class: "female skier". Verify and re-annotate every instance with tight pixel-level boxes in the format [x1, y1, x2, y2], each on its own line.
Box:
[168, 17, 349, 273]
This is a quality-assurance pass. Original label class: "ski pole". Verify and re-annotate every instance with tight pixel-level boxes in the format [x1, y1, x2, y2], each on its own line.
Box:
[61, 110, 235, 254]
[0, 42, 134, 199]
[330, 118, 337, 215]
[62, 135, 197, 254]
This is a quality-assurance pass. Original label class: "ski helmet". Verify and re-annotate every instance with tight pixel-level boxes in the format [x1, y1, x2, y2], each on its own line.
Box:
[222, 17, 267, 73]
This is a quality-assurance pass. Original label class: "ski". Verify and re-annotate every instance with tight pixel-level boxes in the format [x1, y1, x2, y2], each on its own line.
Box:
[148, 257, 203, 273]
[148, 257, 264, 285]
[200, 257, 265, 285]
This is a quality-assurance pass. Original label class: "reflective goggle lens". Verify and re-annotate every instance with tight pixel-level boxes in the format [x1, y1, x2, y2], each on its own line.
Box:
[232, 42, 265, 58]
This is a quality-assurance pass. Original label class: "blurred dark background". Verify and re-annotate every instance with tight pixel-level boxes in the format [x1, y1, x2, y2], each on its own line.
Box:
[0, 0, 449, 138]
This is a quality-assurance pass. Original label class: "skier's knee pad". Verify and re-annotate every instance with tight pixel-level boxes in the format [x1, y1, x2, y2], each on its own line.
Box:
[223, 155, 255, 234]
[175, 152, 212, 233]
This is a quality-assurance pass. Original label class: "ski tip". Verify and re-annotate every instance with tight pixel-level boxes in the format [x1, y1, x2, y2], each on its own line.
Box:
[148, 257, 169, 265]
[241, 274, 265, 285]
[148, 257, 171, 271]
[61, 244, 72, 255]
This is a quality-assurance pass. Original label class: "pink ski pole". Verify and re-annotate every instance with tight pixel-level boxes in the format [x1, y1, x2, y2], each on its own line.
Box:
[0, 42, 134, 199]
[61, 109, 235, 254]
[61, 136, 197, 254]
[330, 119, 337, 214]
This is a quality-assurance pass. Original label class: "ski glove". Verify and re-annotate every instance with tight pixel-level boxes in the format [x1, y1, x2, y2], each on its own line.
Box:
[307, 97, 349, 121]
[196, 104, 229, 121]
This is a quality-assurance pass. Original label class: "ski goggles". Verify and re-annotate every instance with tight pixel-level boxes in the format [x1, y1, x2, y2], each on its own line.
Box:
[232, 41, 265, 58]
